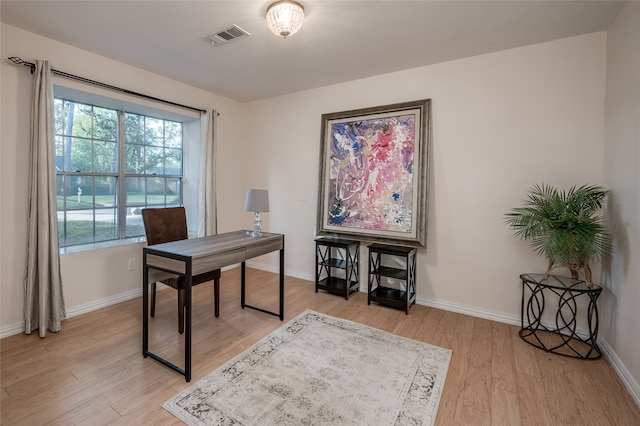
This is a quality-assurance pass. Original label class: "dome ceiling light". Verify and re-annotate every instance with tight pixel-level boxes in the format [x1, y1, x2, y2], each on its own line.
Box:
[266, 1, 305, 38]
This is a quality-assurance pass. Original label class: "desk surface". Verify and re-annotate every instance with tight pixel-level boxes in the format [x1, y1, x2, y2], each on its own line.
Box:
[146, 230, 283, 258]
[145, 230, 284, 278]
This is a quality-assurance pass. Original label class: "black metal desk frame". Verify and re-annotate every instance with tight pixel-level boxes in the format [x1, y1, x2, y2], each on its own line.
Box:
[142, 231, 285, 382]
[519, 273, 602, 360]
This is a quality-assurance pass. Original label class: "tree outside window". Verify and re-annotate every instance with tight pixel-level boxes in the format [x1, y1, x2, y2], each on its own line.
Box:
[55, 99, 183, 247]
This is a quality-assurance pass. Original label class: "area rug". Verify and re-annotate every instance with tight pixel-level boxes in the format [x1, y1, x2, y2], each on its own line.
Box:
[163, 309, 452, 425]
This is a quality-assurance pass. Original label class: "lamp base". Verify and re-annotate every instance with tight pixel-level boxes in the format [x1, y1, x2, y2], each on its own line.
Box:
[247, 212, 263, 237]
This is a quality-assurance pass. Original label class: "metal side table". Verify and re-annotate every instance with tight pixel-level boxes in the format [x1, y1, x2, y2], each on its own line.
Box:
[519, 273, 602, 359]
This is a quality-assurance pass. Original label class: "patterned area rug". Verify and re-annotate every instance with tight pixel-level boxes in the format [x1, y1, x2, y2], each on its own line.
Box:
[163, 310, 451, 425]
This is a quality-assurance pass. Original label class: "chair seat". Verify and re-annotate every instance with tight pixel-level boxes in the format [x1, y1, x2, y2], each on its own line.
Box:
[161, 269, 221, 290]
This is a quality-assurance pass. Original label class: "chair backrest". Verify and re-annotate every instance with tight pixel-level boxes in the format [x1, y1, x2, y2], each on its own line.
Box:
[141, 207, 188, 245]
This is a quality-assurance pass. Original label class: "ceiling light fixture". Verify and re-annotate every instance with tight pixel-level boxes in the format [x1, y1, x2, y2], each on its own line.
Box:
[266, 0, 305, 38]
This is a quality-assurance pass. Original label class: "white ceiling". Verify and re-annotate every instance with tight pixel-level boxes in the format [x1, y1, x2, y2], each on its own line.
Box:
[1, 1, 626, 102]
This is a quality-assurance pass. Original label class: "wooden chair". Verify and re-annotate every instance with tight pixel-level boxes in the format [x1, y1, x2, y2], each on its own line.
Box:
[141, 206, 221, 334]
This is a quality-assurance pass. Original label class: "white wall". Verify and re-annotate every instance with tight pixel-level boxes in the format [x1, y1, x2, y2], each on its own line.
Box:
[245, 32, 607, 322]
[603, 1, 640, 403]
[0, 24, 247, 334]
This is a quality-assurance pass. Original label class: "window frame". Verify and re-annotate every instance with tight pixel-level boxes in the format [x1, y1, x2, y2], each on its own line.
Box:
[53, 86, 200, 249]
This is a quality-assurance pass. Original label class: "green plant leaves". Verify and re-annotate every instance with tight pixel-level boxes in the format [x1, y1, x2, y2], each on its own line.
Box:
[504, 183, 612, 265]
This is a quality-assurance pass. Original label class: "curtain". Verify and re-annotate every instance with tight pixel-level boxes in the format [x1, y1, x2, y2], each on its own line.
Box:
[24, 60, 66, 337]
[197, 110, 218, 237]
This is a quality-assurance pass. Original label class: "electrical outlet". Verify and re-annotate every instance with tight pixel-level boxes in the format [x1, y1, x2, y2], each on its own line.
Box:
[127, 258, 136, 271]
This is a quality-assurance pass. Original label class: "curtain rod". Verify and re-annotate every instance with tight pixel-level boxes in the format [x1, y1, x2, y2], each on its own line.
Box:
[8, 57, 211, 115]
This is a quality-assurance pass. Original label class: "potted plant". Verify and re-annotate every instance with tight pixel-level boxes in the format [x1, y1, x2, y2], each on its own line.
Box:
[504, 183, 612, 288]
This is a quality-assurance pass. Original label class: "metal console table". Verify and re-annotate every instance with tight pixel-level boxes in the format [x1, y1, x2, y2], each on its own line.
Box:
[519, 273, 602, 359]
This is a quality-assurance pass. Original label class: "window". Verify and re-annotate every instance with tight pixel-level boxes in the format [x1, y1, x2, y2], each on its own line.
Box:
[55, 98, 184, 247]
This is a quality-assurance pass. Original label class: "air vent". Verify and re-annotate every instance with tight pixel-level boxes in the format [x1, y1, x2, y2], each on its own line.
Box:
[207, 25, 250, 46]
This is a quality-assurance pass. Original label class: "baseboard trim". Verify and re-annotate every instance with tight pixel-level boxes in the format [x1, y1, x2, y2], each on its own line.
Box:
[416, 295, 522, 326]
[0, 287, 142, 339]
[2, 267, 638, 409]
[68, 288, 142, 318]
[0, 264, 285, 340]
[416, 295, 639, 409]
[0, 322, 23, 339]
[245, 259, 308, 280]
[598, 337, 640, 409]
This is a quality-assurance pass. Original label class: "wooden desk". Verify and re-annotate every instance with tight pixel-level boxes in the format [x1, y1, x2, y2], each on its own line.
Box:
[142, 230, 285, 381]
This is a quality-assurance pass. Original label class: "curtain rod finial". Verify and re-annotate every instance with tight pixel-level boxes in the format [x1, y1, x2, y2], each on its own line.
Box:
[8, 56, 35, 73]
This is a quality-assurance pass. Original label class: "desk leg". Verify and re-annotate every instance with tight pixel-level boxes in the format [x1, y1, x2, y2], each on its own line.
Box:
[185, 262, 192, 382]
[142, 255, 149, 357]
[214, 279, 220, 317]
[279, 247, 284, 320]
[240, 243, 284, 320]
[241, 261, 246, 309]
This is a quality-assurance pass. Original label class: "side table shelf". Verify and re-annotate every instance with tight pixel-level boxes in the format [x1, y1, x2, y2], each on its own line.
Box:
[368, 243, 416, 314]
[519, 273, 602, 359]
[315, 237, 360, 299]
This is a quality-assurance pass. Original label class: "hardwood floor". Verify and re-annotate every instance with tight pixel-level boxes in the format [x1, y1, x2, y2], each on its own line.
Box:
[2, 267, 639, 425]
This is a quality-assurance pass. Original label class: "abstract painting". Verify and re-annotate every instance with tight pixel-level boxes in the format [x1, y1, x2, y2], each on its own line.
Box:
[317, 100, 431, 247]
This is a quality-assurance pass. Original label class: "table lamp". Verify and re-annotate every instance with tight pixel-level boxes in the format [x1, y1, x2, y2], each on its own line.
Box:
[244, 189, 269, 237]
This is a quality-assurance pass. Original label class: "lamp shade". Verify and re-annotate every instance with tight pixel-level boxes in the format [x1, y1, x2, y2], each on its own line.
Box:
[244, 189, 269, 213]
[266, 0, 304, 38]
